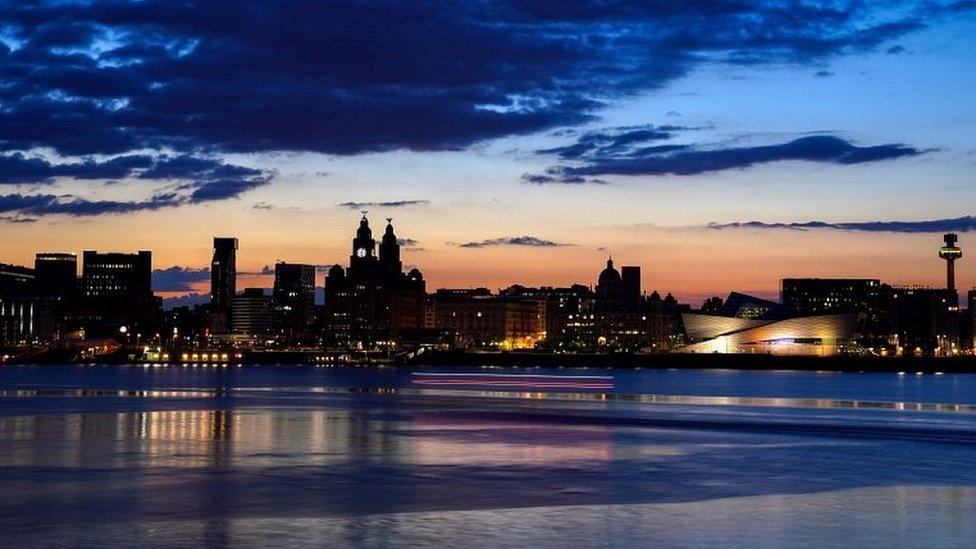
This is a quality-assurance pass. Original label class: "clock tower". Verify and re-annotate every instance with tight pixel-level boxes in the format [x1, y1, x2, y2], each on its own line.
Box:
[350, 212, 376, 270]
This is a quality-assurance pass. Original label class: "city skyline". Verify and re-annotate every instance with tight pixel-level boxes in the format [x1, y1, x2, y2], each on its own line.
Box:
[4, 213, 975, 309]
[1, 1, 974, 305]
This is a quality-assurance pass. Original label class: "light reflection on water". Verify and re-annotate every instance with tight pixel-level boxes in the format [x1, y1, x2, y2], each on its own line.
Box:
[2, 366, 976, 547]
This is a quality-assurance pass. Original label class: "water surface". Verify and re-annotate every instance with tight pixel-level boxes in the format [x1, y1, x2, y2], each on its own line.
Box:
[2, 364, 975, 547]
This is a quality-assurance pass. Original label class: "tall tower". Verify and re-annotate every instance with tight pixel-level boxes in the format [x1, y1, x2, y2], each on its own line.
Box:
[211, 237, 238, 320]
[379, 218, 402, 275]
[350, 213, 377, 271]
[939, 233, 962, 290]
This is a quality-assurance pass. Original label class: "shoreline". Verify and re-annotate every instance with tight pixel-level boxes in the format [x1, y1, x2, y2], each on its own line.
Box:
[4, 349, 976, 373]
[409, 351, 976, 373]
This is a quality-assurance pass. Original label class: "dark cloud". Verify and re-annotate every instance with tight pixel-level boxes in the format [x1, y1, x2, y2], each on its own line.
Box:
[152, 266, 210, 292]
[338, 200, 431, 210]
[0, 0, 955, 160]
[528, 134, 924, 182]
[397, 238, 423, 251]
[0, 154, 271, 217]
[814, 70, 835, 77]
[458, 236, 572, 248]
[536, 125, 690, 160]
[707, 215, 976, 233]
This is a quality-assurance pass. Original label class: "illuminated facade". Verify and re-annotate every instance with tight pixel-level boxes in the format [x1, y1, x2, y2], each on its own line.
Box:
[0, 263, 35, 346]
[680, 312, 860, 355]
[232, 288, 275, 338]
[432, 290, 545, 349]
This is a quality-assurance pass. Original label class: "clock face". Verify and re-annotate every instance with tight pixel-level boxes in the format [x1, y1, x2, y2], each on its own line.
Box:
[356, 247, 367, 258]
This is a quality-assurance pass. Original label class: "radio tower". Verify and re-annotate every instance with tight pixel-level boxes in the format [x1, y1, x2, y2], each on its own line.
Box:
[938, 233, 962, 290]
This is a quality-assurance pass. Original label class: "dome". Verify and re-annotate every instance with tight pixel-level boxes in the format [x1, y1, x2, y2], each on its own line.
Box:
[327, 264, 345, 279]
[356, 215, 372, 238]
[598, 258, 621, 284]
[407, 268, 423, 281]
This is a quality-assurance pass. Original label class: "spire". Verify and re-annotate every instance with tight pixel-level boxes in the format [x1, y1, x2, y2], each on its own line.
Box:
[357, 212, 372, 238]
[379, 216, 401, 272]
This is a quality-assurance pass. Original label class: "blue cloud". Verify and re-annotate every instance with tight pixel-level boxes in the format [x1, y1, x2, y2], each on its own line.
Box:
[152, 266, 210, 292]
[0, 153, 271, 216]
[528, 133, 924, 182]
[0, 0, 959, 160]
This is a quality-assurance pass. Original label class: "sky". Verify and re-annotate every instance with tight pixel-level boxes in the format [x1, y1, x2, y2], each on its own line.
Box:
[1, 0, 974, 307]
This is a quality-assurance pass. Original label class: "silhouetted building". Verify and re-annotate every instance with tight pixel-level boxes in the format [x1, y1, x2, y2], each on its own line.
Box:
[552, 258, 681, 351]
[33, 253, 78, 340]
[621, 266, 642, 313]
[232, 288, 274, 338]
[82, 251, 152, 299]
[891, 287, 959, 356]
[719, 292, 791, 319]
[966, 289, 976, 352]
[323, 215, 425, 349]
[34, 253, 77, 299]
[781, 278, 891, 344]
[0, 263, 36, 346]
[701, 296, 724, 314]
[595, 258, 624, 313]
[273, 262, 316, 344]
[210, 237, 238, 331]
[78, 250, 158, 337]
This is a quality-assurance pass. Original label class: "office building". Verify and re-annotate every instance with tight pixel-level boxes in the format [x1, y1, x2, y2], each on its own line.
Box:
[0, 263, 36, 345]
[232, 288, 275, 338]
[432, 290, 545, 349]
[890, 287, 959, 355]
[34, 253, 77, 298]
[782, 278, 891, 343]
[82, 251, 152, 299]
[211, 237, 238, 330]
[273, 262, 316, 344]
[79, 250, 158, 337]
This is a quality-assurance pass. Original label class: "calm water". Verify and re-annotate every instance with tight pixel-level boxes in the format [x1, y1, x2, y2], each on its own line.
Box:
[2, 364, 976, 548]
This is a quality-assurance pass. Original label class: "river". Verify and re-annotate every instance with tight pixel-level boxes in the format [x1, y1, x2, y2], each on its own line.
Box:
[1, 364, 975, 547]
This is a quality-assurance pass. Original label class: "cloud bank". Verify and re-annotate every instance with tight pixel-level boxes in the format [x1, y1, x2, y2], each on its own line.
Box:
[338, 200, 431, 210]
[526, 132, 925, 183]
[1, 1, 966, 214]
[707, 215, 976, 233]
[458, 236, 572, 248]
